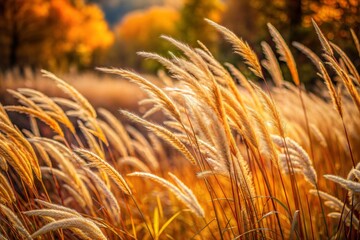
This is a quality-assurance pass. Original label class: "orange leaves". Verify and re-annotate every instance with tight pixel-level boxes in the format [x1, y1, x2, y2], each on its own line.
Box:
[116, 6, 180, 51]
[49, 0, 114, 53]
[0, 0, 113, 69]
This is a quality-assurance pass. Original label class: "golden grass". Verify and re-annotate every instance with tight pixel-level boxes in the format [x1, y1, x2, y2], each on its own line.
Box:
[0, 20, 359, 239]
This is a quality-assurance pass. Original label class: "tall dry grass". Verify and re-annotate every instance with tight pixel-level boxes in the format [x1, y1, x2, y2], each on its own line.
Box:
[0, 20, 359, 239]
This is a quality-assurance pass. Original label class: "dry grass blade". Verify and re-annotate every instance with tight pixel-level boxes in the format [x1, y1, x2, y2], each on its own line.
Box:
[83, 117, 108, 146]
[0, 204, 32, 240]
[128, 172, 205, 218]
[24, 209, 78, 220]
[330, 42, 360, 84]
[310, 190, 359, 230]
[98, 108, 133, 155]
[251, 82, 285, 136]
[42, 142, 82, 185]
[29, 137, 73, 159]
[206, 19, 263, 79]
[248, 108, 277, 161]
[131, 141, 159, 171]
[318, 62, 342, 116]
[35, 199, 82, 216]
[82, 168, 120, 220]
[63, 184, 87, 208]
[267, 23, 300, 86]
[0, 141, 34, 186]
[261, 41, 284, 87]
[226, 64, 262, 111]
[5, 106, 64, 138]
[98, 120, 128, 157]
[78, 121, 104, 159]
[160, 35, 210, 75]
[97, 67, 181, 122]
[292, 41, 322, 72]
[32, 142, 52, 167]
[224, 102, 258, 150]
[286, 138, 317, 186]
[18, 88, 75, 133]
[351, 29, 360, 57]
[311, 19, 334, 56]
[168, 173, 203, 213]
[309, 190, 345, 211]
[309, 124, 327, 147]
[289, 210, 299, 240]
[7, 89, 43, 112]
[0, 104, 11, 125]
[41, 70, 96, 118]
[31, 217, 106, 240]
[121, 110, 197, 165]
[0, 173, 15, 203]
[324, 174, 360, 193]
[0, 122, 40, 182]
[119, 157, 151, 173]
[74, 148, 132, 195]
[328, 212, 359, 230]
[0, 156, 7, 171]
[272, 135, 317, 186]
[0, 232, 7, 240]
[136, 51, 198, 86]
[324, 55, 360, 113]
[41, 167, 74, 189]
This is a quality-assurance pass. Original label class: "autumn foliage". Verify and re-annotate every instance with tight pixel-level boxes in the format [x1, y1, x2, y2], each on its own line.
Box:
[0, 0, 113, 71]
[114, 6, 180, 70]
[0, 0, 358, 75]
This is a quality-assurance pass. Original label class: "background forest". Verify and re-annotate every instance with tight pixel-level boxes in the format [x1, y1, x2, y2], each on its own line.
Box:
[0, 0, 359, 84]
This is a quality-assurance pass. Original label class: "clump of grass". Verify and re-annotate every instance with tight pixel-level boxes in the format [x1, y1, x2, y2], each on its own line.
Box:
[0, 20, 359, 239]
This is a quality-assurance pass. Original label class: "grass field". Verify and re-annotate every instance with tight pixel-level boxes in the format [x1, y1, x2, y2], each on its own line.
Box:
[0, 20, 359, 239]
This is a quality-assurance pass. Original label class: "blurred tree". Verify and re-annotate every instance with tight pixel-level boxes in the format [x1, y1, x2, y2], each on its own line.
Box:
[222, 0, 359, 43]
[304, 0, 359, 39]
[177, 0, 224, 53]
[287, 0, 302, 42]
[0, 0, 113, 72]
[221, 0, 359, 84]
[114, 6, 180, 71]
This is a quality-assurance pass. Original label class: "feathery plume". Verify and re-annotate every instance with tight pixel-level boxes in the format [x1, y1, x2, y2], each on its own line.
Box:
[311, 19, 334, 56]
[206, 19, 263, 79]
[351, 29, 360, 57]
[41, 70, 96, 118]
[267, 23, 300, 86]
[261, 41, 284, 87]
[31, 217, 106, 240]
[74, 148, 132, 195]
[0, 204, 31, 239]
[128, 172, 204, 218]
[121, 110, 197, 165]
[292, 41, 322, 72]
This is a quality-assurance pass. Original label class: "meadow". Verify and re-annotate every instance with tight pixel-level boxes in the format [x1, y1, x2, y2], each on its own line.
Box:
[0, 20, 359, 239]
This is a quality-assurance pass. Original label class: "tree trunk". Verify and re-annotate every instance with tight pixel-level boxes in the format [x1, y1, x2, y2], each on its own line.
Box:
[287, 0, 302, 41]
[9, 24, 18, 68]
[9, 1, 19, 68]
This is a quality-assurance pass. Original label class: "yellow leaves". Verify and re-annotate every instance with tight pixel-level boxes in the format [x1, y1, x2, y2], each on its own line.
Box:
[150, 206, 183, 240]
[206, 0, 225, 22]
[32, 1, 50, 18]
[116, 6, 180, 50]
[77, 4, 114, 50]
[1, 0, 114, 69]
[305, 0, 358, 26]
[51, 0, 114, 52]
